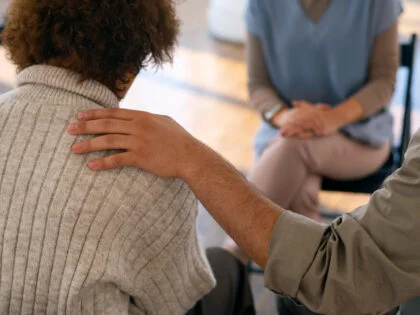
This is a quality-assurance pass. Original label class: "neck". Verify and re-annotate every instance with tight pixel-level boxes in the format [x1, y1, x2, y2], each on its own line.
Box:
[46, 59, 128, 99]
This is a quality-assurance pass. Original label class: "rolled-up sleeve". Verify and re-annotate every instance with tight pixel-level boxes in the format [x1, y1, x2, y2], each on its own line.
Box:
[264, 211, 327, 296]
[265, 131, 420, 314]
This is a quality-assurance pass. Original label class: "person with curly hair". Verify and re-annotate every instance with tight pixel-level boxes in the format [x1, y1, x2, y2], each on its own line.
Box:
[0, 1, 256, 314]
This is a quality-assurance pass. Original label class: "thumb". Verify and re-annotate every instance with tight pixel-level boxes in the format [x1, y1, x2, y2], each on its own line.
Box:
[315, 103, 331, 111]
[292, 100, 305, 108]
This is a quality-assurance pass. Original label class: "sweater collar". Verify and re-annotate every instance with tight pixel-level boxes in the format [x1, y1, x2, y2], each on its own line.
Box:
[16, 65, 120, 108]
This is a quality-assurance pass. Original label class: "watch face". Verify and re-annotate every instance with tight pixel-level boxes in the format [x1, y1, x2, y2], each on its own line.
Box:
[265, 111, 274, 121]
[265, 104, 282, 121]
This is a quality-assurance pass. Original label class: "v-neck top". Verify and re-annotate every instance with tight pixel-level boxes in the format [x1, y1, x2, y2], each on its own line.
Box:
[299, 0, 333, 23]
[246, 0, 402, 147]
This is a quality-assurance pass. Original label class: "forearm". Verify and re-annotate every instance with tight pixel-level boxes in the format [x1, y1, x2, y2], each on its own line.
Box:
[324, 97, 364, 130]
[353, 78, 396, 118]
[183, 142, 283, 268]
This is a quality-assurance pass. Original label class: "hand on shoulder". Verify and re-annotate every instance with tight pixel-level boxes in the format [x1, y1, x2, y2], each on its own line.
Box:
[67, 108, 209, 180]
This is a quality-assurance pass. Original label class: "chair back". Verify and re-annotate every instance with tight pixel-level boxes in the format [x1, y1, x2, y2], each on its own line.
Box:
[397, 34, 417, 166]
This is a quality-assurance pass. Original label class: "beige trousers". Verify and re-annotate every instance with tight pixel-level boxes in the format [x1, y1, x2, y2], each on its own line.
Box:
[249, 133, 391, 220]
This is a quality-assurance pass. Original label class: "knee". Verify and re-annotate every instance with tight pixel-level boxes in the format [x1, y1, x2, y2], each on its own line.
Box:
[267, 136, 311, 159]
[276, 136, 309, 149]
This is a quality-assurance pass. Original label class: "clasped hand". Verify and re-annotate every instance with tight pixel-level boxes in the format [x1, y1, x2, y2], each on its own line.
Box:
[273, 101, 338, 139]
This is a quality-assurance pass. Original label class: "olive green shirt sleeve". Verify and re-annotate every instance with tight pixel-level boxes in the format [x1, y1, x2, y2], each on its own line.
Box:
[265, 129, 420, 314]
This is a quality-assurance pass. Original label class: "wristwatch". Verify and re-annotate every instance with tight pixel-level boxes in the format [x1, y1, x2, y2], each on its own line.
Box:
[262, 104, 285, 126]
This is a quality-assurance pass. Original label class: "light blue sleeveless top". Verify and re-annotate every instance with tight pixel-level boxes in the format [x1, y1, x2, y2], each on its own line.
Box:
[246, 0, 403, 156]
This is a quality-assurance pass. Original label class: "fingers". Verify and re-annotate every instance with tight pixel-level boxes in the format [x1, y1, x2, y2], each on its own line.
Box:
[295, 131, 315, 139]
[315, 103, 331, 111]
[292, 101, 303, 108]
[280, 127, 314, 139]
[68, 119, 136, 136]
[281, 118, 323, 138]
[72, 135, 138, 154]
[292, 100, 311, 108]
[295, 113, 325, 135]
[282, 116, 322, 135]
[290, 101, 324, 132]
[307, 116, 324, 134]
[88, 152, 135, 170]
[280, 123, 305, 137]
[78, 108, 147, 121]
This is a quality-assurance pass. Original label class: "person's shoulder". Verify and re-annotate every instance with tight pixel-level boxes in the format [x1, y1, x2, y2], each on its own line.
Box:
[367, 0, 402, 36]
[373, 0, 402, 5]
[0, 88, 25, 107]
[123, 167, 196, 209]
[247, 0, 269, 14]
[370, 0, 403, 13]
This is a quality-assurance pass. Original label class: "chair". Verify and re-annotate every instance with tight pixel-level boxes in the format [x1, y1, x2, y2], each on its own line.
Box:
[322, 34, 417, 195]
[0, 23, 4, 45]
[248, 34, 418, 274]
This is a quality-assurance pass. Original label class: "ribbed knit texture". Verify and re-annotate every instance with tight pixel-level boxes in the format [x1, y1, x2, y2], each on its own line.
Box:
[0, 65, 215, 315]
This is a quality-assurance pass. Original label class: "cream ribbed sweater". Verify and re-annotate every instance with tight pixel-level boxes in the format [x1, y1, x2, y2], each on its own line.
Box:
[0, 65, 215, 314]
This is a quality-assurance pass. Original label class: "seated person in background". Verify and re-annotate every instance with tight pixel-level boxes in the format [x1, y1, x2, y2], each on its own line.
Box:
[247, 0, 402, 220]
[0, 0, 216, 313]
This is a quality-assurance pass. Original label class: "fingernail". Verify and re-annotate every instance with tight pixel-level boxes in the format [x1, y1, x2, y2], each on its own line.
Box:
[72, 143, 82, 151]
[78, 112, 87, 120]
[68, 123, 78, 132]
[88, 161, 98, 169]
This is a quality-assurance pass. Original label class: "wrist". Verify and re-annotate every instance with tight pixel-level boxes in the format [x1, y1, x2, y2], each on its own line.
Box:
[263, 103, 287, 126]
[272, 108, 289, 127]
[327, 98, 364, 129]
[180, 140, 214, 185]
[323, 109, 344, 130]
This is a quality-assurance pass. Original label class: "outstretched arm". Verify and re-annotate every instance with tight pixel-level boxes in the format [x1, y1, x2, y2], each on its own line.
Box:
[68, 109, 282, 267]
[69, 109, 420, 313]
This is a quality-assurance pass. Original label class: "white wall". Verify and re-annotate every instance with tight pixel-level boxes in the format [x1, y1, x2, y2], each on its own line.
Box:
[0, 0, 8, 25]
[207, 0, 248, 43]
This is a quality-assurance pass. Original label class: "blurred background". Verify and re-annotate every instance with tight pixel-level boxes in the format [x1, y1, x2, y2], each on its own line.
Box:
[1, 2, 420, 312]
[1, 0, 419, 182]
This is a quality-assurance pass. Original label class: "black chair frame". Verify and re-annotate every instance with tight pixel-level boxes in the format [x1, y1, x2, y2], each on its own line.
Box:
[322, 34, 417, 194]
[0, 23, 4, 45]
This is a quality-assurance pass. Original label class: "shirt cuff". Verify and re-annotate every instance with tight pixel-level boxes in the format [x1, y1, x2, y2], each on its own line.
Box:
[264, 211, 327, 297]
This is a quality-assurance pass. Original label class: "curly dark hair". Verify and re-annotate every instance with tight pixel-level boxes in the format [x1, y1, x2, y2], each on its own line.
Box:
[2, 0, 179, 93]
